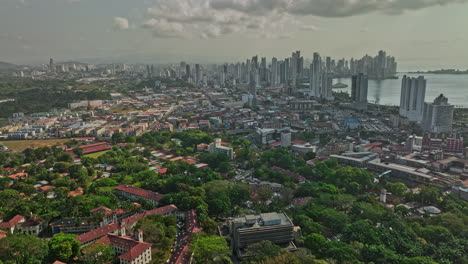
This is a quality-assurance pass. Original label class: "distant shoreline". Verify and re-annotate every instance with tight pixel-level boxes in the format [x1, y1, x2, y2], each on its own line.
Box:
[407, 70, 468, 75]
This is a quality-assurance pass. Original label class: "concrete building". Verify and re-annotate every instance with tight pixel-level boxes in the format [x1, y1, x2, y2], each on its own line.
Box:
[310, 52, 321, 98]
[399, 75, 426, 122]
[330, 152, 378, 168]
[320, 72, 334, 100]
[407, 135, 423, 152]
[422, 94, 454, 134]
[351, 73, 368, 109]
[227, 212, 296, 258]
[209, 138, 234, 160]
[281, 132, 292, 147]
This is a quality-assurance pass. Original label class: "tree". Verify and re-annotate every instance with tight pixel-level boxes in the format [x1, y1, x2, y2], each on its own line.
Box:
[48, 233, 81, 262]
[304, 233, 327, 257]
[0, 233, 48, 264]
[401, 257, 438, 264]
[190, 234, 231, 264]
[73, 148, 84, 157]
[362, 245, 399, 264]
[79, 243, 115, 264]
[245, 241, 286, 262]
[257, 187, 273, 202]
[111, 132, 126, 144]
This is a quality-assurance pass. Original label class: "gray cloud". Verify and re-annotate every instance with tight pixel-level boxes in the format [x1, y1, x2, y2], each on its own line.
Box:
[142, 0, 305, 39]
[142, 18, 187, 38]
[139, 0, 466, 39]
[113, 17, 129, 30]
[210, 0, 468, 17]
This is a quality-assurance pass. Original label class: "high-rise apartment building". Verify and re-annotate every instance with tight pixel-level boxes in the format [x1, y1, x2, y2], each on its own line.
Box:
[351, 73, 368, 109]
[271, 57, 278, 87]
[422, 94, 454, 133]
[320, 72, 333, 100]
[310, 52, 321, 98]
[399, 75, 426, 122]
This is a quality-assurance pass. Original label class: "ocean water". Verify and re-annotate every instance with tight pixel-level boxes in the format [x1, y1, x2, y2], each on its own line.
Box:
[334, 73, 468, 108]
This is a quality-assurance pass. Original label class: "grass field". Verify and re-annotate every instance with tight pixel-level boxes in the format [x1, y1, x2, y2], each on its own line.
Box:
[0, 139, 69, 152]
[84, 150, 110, 159]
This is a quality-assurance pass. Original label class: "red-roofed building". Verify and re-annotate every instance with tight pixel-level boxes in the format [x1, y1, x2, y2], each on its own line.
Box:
[89, 206, 134, 226]
[68, 187, 84, 197]
[121, 205, 181, 231]
[0, 215, 25, 233]
[8, 172, 28, 180]
[96, 234, 152, 264]
[76, 222, 120, 245]
[157, 168, 168, 174]
[115, 185, 163, 207]
[68, 142, 112, 155]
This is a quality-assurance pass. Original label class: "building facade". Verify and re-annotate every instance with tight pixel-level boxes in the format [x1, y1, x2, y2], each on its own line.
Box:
[399, 75, 426, 122]
[422, 94, 454, 134]
[351, 73, 368, 109]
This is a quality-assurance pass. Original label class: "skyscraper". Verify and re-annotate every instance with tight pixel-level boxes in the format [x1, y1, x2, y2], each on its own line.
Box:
[422, 94, 454, 133]
[195, 64, 201, 83]
[271, 57, 278, 87]
[49, 58, 55, 72]
[310, 52, 321, 98]
[351, 73, 368, 108]
[320, 72, 333, 100]
[399, 75, 426, 122]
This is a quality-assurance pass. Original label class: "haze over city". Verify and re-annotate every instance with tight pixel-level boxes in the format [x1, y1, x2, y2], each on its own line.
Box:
[1, 0, 468, 70]
[0, 1, 468, 264]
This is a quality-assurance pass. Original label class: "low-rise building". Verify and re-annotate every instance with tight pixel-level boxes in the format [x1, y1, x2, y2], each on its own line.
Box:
[114, 185, 164, 207]
[226, 212, 296, 258]
[209, 138, 234, 160]
[96, 234, 152, 264]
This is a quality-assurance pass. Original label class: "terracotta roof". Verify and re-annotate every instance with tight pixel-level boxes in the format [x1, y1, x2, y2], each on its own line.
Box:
[97, 234, 152, 262]
[157, 168, 168, 174]
[52, 261, 67, 264]
[115, 184, 163, 202]
[121, 205, 178, 227]
[78, 142, 108, 149]
[8, 172, 28, 180]
[90, 206, 113, 216]
[76, 222, 119, 244]
[0, 215, 25, 229]
[39, 185, 55, 192]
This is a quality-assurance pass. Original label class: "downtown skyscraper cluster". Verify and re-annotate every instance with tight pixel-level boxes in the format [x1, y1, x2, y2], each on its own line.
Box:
[155, 50, 397, 99]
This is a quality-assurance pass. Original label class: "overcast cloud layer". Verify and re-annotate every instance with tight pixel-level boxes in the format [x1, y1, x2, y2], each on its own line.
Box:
[136, 0, 468, 39]
[0, 0, 467, 69]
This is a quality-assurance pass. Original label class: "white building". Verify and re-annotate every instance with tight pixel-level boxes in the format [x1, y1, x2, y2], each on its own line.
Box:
[209, 138, 234, 160]
[399, 75, 426, 122]
[422, 94, 454, 134]
[320, 72, 334, 101]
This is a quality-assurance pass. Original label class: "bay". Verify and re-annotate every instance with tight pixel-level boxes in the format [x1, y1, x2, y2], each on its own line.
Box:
[334, 73, 468, 108]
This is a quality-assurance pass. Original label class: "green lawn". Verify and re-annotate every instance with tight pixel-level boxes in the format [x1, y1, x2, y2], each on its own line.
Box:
[84, 150, 110, 159]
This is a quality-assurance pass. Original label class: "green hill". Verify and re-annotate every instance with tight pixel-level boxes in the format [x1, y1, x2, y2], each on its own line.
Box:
[0, 61, 17, 71]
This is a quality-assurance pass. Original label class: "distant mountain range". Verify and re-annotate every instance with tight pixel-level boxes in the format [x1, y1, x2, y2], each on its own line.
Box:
[0, 61, 17, 71]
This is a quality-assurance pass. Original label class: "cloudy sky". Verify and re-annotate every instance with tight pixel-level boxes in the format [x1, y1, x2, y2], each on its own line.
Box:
[1, 0, 467, 70]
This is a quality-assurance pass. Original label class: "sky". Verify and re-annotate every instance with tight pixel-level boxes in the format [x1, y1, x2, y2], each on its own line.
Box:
[0, 0, 467, 71]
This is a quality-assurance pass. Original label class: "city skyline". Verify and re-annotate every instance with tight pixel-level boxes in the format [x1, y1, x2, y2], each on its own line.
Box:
[0, 0, 468, 70]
